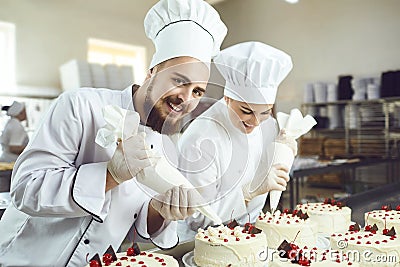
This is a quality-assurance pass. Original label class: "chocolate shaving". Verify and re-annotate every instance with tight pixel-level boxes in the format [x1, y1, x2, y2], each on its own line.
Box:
[336, 201, 346, 208]
[385, 226, 396, 237]
[370, 224, 379, 232]
[249, 226, 262, 234]
[131, 242, 141, 256]
[296, 210, 304, 218]
[324, 198, 331, 204]
[104, 245, 118, 261]
[244, 223, 252, 231]
[277, 240, 291, 258]
[226, 219, 239, 229]
[89, 254, 102, 266]
[350, 223, 361, 231]
[300, 212, 309, 220]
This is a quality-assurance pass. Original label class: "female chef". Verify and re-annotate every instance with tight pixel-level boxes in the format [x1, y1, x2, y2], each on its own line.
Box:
[177, 42, 296, 240]
[0, 101, 29, 163]
[0, 0, 227, 266]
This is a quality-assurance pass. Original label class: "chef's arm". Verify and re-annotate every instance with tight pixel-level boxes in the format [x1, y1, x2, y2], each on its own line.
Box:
[147, 203, 165, 234]
[105, 170, 118, 192]
[9, 144, 26, 154]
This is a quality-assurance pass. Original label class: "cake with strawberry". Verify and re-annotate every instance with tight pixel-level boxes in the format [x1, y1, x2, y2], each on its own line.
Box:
[330, 223, 400, 267]
[297, 199, 351, 235]
[269, 240, 359, 266]
[364, 205, 400, 234]
[86, 245, 178, 267]
[194, 222, 267, 267]
[255, 209, 317, 249]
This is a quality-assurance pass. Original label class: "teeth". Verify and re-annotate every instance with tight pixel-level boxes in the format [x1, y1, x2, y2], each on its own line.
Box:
[243, 122, 253, 127]
[169, 101, 182, 112]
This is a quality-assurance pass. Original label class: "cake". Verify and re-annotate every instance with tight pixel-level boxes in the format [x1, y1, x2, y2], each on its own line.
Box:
[269, 240, 359, 266]
[365, 205, 400, 234]
[86, 246, 178, 267]
[255, 209, 317, 249]
[330, 223, 400, 267]
[194, 222, 267, 267]
[297, 199, 351, 234]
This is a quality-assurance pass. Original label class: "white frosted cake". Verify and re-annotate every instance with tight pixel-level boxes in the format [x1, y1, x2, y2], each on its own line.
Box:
[255, 210, 317, 249]
[330, 227, 400, 267]
[297, 200, 351, 235]
[194, 223, 267, 267]
[86, 248, 178, 267]
[365, 206, 400, 234]
[269, 240, 359, 266]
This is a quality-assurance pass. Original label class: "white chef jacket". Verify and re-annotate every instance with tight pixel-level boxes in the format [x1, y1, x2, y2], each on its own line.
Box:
[177, 99, 278, 240]
[0, 86, 178, 267]
[0, 118, 29, 163]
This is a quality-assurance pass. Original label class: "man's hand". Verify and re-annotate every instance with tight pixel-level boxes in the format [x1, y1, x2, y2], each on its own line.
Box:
[107, 132, 159, 184]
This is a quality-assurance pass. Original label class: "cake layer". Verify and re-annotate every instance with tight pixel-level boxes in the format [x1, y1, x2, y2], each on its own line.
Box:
[194, 224, 267, 267]
[297, 202, 351, 234]
[86, 251, 178, 267]
[330, 230, 400, 267]
[255, 210, 317, 249]
[365, 209, 400, 234]
[269, 248, 360, 266]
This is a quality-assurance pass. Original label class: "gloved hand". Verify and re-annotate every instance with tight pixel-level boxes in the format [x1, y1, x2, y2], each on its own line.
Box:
[150, 185, 203, 221]
[107, 132, 159, 184]
[275, 129, 298, 156]
[242, 163, 290, 201]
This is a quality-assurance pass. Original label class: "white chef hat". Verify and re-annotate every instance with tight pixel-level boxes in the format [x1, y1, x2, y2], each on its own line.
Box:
[144, 0, 227, 69]
[214, 41, 293, 104]
[7, 101, 25, 117]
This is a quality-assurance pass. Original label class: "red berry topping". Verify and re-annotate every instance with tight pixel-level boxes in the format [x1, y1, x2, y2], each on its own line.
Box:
[138, 261, 144, 264]
[383, 229, 389, 235]
[140, 252, 146, 256]
[102, 253, 113, 263]
[236, 237, 240, 241]
[223, 239, 228, 242]
[89, 260, 100, 267]
[116, 263, 122, 266]
[396, 205, 400, 211]
[365, 225, 372, 231]
[126, 247, 135, 256]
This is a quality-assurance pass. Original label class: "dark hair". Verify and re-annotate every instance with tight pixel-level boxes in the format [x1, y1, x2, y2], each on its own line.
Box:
[1, 106, 10, 111]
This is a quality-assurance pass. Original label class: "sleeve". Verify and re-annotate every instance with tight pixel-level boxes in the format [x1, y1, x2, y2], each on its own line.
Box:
[177, 132, 248, 231]
[8, 120, 28, 146]
[10, 92, 110, 222]
[134, 199, 179, 249]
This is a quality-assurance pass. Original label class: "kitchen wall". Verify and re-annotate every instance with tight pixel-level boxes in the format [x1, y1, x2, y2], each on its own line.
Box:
[0, 0, 158, 92]
[214, 0, 400, 112]
[1, 0, 399, 112]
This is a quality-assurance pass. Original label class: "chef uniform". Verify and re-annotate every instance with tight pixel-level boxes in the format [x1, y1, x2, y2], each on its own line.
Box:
[0, 0, 227, 265]
[177, 42, 293, 240]
[0, 101, 29, 163]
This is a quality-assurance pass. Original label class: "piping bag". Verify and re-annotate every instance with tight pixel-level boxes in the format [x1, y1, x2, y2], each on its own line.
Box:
[95, 105, 222, 225]
[263, 109, 316, 212]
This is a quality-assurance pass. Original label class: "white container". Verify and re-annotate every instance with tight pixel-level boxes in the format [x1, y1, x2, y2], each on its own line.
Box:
[313, 82, 327, 103]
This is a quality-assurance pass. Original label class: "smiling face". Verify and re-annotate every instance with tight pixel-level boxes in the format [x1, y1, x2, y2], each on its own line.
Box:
[141, 57, 210, 135]
[225, 96, 273, 134]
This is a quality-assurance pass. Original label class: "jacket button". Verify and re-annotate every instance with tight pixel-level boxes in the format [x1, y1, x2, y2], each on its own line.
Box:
[134, 213, 137, 219]
[84, 239, 90, 244]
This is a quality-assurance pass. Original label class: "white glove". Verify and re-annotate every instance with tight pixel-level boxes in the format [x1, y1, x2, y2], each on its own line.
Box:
[242, 163, 290, 201]
[150, 185, 203, 221]
[275, 129, 298, 156]
[107, 132, 158, 184]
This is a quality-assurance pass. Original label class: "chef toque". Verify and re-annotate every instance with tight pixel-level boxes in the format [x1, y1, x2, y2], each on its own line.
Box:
[144, 0, 227, 69]
[214, 41, 293, 104]
[7, 101, 25, 117]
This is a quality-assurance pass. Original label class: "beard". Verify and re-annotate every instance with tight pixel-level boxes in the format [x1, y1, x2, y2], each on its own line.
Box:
[143, 87, 188, 135]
